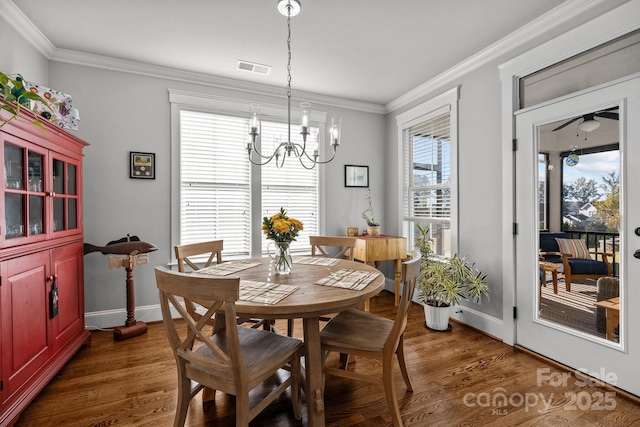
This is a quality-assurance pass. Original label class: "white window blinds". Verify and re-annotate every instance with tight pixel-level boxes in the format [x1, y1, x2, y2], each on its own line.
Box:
[179, 108, 319, 258]
[260, 121, 319, 254]
[180, 110, 251, 257]
[403, 112, 451, 223]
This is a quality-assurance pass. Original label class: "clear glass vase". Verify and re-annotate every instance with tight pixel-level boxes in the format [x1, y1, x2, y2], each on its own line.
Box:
[269, 241, 292, 275]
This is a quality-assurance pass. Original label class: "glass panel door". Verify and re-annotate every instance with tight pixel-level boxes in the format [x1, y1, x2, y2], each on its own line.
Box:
[4, 143, 25, 239]
[51, 157, 80, 233]
[27, 150, 44, 236]
[515, 75, 640, 396]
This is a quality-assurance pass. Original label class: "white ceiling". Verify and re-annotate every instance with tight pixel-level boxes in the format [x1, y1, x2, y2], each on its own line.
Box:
[9, 0, 582, 106]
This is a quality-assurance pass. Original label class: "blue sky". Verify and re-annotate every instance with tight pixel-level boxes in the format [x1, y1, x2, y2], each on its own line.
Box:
[563, 150, 619, 191]
[563, 150, 620, 199]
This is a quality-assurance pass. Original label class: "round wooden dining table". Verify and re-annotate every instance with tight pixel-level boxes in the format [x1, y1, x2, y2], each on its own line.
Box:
[209, 257, 385, 427]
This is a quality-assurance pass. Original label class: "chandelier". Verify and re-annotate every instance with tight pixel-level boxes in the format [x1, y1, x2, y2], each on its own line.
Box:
[247, 0, 341, 169]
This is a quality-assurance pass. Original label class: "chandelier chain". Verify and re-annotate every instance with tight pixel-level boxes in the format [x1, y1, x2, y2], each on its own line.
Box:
[246, 0, 341, 169]
[286, 4, 292, 99]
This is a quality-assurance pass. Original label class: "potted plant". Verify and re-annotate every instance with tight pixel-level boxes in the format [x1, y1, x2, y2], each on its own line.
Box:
[361, 189, 380, 236]
[0, 72, 51, 130]
[414, 224, 489, 331]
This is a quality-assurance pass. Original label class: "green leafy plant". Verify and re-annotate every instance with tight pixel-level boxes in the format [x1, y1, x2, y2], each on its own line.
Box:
[415, 224, 488, 307]
[0, 72, 51, 130]
[361, 189, 379, 226]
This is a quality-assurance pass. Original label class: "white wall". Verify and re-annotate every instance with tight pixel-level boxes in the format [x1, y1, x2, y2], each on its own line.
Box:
[0, 17, 48, 85]
[44, 62, 385, 327]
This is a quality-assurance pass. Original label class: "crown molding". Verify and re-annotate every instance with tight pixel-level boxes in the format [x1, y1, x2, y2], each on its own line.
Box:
[50, 49, 386, 114]
[0, 0, 55, 57]
[385, 0, 608, 113]
[0, 0, 384, 115]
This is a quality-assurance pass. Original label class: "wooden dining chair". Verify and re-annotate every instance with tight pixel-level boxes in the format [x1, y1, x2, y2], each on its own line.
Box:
[174, 239, 223, 272]
[319, 251, 421, 427]
[174, 240, 267, 330]
[154, 267, 303, 427]
[310, 235, 357, 260]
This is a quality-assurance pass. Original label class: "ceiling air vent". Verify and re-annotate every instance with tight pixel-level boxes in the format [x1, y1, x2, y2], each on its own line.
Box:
[236, 60, 271, 75]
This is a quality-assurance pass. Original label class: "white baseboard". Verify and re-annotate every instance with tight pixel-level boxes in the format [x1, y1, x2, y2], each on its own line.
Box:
[84, 304, 163, 330]
[86, 281, 504, 342]
[448, 304, 504, 340]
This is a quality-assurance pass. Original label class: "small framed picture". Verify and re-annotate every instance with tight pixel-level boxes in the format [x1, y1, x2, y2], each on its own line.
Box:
[130, 152, 155, 179]
[344, 165, 369, 188]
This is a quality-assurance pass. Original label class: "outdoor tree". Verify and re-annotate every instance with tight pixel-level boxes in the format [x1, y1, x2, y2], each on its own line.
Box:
[563, 176, 601, 206]
[593, 171, 619, 231]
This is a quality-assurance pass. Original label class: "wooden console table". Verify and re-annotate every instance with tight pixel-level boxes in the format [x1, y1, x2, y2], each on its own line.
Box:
[354, 235, 407, 306]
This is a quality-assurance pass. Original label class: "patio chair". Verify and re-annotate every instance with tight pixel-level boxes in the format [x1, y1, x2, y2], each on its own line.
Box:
[539, 232, 612, 291]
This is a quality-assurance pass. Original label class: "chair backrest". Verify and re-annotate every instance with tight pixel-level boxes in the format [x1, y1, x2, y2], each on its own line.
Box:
[386, 251, 422, 351]
[154, 267, 247, 381]
[174, 240, 223, 272]
[310, 236, 357, 261]
[539, 232, 568, 253]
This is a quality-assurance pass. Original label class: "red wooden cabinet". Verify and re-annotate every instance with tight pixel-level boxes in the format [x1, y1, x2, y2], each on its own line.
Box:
[0, 109, 89, 426]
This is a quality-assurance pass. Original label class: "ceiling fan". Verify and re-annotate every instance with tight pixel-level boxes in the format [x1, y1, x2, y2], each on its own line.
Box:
[552, 106, 619, 132]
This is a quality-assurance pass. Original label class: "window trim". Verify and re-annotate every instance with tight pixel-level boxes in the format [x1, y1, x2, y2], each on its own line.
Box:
[395, 87, 459, 255]
[169, 89, 327, 260]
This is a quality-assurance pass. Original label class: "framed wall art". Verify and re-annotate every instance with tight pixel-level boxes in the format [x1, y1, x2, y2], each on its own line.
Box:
[344, 164, 369, 188]
[130, 152, 155, 179]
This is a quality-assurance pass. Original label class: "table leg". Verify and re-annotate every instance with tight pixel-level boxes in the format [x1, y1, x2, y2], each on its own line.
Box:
[303, 317, 324, 427]
[551, 270, 558, 294]
[394, 258, 402, 306]
[605, 308, 619, 342]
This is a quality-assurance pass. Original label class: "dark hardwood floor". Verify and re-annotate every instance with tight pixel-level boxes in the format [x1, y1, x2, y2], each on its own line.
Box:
[14, 291, 640, 426]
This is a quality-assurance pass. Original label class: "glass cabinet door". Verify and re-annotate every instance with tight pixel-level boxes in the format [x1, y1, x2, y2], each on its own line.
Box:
[52, 157, 80, 233]
[4, 143, 25, 239]
[3, 138, 81, 245]
[28, 151, 44, 236]
[4, 142, 47, 241]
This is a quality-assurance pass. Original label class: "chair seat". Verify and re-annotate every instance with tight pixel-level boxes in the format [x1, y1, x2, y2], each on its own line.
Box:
[195, 326, 301, 381]
[320, 309, 393, 353]
[567, 258, 609, 275]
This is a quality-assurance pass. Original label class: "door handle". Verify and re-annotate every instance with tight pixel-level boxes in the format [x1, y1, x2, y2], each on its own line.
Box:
[634, 249, 640, 259]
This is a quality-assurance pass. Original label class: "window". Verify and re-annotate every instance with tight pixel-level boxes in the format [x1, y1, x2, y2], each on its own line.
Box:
[259, 121, 319, 254]
[179, 110, 251, 257]
[171, 91, 323, 259]
[396, 88, 458, 257]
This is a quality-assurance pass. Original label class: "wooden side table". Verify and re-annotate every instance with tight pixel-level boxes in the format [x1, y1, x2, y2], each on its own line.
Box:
[539, 261, 561, 294]
[354, 235, 407, 306]
[594, 297, 620, 342]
